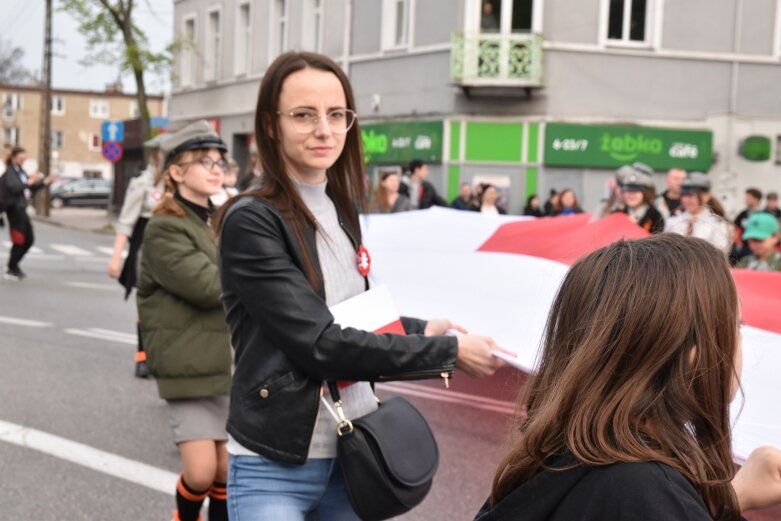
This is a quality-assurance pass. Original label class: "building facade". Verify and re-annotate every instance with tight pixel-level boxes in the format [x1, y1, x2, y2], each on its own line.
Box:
[169, 0, 781, 214]
[0, 83, 165, 180]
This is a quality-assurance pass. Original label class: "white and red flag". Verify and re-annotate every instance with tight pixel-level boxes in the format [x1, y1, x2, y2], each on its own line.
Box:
[361, 208, 781, 461]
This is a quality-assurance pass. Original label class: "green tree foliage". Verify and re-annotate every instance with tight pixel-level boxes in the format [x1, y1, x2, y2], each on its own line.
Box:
[60, 0, 175, 139]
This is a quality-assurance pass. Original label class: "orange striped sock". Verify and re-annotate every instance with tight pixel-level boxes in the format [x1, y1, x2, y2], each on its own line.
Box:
[208, 481, 228, 521]
[175, 476, 208, 521]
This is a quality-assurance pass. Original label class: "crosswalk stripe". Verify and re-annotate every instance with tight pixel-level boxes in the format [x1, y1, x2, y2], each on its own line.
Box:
[64, 282, 119, 291]
[96, 247, 115, 256]
[0, 315, 53, 328]
[64, 329, 136, 345]
[2, 242, 43, 253]
[51, 244, 92, 256]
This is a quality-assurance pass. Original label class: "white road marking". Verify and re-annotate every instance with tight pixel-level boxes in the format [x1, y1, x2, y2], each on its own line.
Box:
[64, 281, 120, 291]
[88, 328, 135, 341]
[0, 253, 65, 261]
[377, 382, 517, 415]
[2, 242, 41, 253]
[0, 315, 53, 328]
[96, 247, 125, 257]
[0, 420, 177, 495]
[74, 257, 111, 263]
[51, 244, 92, 257]
[64, 328, 136, 345]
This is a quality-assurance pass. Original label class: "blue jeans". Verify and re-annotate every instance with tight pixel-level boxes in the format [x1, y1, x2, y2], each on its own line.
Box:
[227, 454, 360, 521]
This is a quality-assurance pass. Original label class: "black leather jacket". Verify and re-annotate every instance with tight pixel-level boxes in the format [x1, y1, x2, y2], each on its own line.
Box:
[219, 196, 458, 464]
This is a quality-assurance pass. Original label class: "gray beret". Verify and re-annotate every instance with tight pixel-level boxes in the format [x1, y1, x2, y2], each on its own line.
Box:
[681, 171, 711, 194]
[161, 120, 227, 166]
[616, 162, 654, 190]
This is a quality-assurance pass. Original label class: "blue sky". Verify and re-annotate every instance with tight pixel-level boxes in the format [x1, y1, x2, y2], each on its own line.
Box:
[4, 0, 173, 94]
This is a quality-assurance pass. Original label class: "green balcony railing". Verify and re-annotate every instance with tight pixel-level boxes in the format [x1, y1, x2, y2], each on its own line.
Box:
[451, 32, 543, 88]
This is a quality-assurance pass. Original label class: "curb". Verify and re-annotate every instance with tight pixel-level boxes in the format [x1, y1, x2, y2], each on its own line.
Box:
[31, 215, 116, 235]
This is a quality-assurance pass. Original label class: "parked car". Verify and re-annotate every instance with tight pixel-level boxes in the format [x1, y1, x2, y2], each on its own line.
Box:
[50, 179, 112, 209]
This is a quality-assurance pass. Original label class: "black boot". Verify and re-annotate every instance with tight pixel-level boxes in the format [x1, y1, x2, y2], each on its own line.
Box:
[134, 360, 151, 378]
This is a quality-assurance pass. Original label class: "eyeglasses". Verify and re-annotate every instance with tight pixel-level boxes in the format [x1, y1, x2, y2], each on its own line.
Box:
[277, 108, 357, 134]
[179, 156, 229, 172]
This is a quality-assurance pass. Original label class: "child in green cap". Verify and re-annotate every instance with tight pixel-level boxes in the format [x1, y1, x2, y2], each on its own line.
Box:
[737, 212, 781, 271]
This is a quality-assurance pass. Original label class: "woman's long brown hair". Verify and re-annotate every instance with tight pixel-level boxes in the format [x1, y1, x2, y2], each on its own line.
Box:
[214, 52, 367, 288]
[491, 234, 741, 520]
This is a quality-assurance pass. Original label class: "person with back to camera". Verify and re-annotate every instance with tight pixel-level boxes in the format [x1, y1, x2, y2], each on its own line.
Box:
[107, 134, 165, 378]
[398, 158, 448, 209]
[215, 51, 507, 520]
[612, 162, 665, 233]
[476, 234, 781, 521]
[737, 213, 781, 271]
[665, 172, 732, 253]
[137, 120, 233, 521]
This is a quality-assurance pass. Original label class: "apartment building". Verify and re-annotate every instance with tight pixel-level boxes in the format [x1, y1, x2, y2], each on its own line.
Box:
[169, 0, 781, 213]
[0, 83, 165, 180]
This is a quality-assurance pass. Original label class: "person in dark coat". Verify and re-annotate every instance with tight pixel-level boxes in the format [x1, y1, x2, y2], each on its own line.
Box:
[612, 163, 665, 233]
[2, 146, 51, 280]
[523, 194, 544, 217]
[451, 182, 475, 211]
[476, 234, 781, 521]
[398, 159, 447, 209]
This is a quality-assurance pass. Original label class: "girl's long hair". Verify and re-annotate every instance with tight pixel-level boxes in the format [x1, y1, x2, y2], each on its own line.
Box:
[491, 234, 741, 521]
[5, 146, 24, 166]
[214, 52, 366, 289]
[369, 171, 397, 213]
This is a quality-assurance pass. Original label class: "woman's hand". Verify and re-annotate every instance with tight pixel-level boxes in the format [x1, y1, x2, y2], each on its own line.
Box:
[424, 319, 467, 337]
[455, 335, 508, 378]
[107, 255, 123, 279]
[732, 446, 781, 512]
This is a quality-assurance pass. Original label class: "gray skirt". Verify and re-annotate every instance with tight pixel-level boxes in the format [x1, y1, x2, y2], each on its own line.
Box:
[165, 396, 230, 444]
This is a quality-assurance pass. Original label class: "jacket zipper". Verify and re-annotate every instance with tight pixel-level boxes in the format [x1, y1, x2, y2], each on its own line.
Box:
[376, 368, 455, 389]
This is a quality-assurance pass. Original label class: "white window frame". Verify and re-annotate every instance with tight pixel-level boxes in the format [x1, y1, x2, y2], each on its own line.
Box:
[89, 99, 109, 119]
[88, 133, 102, 151]
[51, 95, 66, 116]
[51, 130, 64, 150]
[2, 93, 22, 120]
[205, 6, 222, 82]
[382, 0, 410, 50]
[3, 127, 19, 146]
[599, 0, 655, 48]
[302, 0, 326, 52]
[774, 0, 781, 58]
[181, 14, 198, 87]
[269, 0, 290, 58]
[234, 1, 252, 75]
[464, 0, 544, 34]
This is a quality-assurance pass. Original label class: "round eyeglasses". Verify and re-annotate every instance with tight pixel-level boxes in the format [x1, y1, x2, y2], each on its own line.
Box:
[277, 108, 357, 134]
[179, 156, 229, 172]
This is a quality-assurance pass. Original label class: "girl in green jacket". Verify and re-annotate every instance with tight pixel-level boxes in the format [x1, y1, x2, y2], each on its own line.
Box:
[137, 120, 233, 521]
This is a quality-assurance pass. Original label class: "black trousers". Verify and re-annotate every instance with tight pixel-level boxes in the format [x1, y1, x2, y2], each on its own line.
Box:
[6, 205, 34, 270]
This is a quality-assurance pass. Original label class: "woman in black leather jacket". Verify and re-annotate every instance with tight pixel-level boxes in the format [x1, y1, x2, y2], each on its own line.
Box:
[216, 51, 506, 521]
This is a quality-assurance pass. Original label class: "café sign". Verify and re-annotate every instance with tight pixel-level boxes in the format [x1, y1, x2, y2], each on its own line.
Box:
[361, 121, 443, 164]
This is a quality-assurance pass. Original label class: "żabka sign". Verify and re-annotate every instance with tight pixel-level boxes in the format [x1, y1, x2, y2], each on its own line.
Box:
[544, 122, 713, 171]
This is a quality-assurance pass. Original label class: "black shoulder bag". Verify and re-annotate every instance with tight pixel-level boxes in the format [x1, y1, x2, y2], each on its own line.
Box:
[324, 382, 439, 521]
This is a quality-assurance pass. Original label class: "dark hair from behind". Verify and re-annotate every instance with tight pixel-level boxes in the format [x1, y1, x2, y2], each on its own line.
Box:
[491, 234, 741, 521]
[746, 188, 762, 201]
[213, 51, 366, 289]
[408, 159, 425, 174]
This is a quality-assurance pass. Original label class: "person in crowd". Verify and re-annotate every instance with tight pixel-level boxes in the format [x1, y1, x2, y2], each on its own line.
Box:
[665, 172, 732, 253]
[736, 213, 781, 271]
[543, 189, 559, 216]
[764, 191, 781, 220]
[238, 144, 262, 191]
[735, 187, 763, 231]
[107, 134, 165, 378]
[523, 194, 544, 217]
[551, 188, 582, 216]
[704, 190, 728, 218]
[613, 165, 664, 233]
[654, 167, 686, 219]
[215, 51, 506, 521]
[452, 182, 475, 211]
[594, 177, 623, 219]
[210, 157, 240, 207]
[368, 170, 411, 213]
[398, 158, 448, 209]
[475, 184, 506, 215]
[137, 121, 233, 521]
[476, 233, 781, 521]
[2, 146, 52, 280]
[481, 1, 500, 31]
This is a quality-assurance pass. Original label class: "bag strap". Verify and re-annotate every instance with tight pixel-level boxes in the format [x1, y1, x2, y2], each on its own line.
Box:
[323, 381, 354, 436]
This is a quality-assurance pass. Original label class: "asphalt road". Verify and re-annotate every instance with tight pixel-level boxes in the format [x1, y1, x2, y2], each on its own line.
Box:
[1, 218, 779, 521]
[0, 220, 524, 521]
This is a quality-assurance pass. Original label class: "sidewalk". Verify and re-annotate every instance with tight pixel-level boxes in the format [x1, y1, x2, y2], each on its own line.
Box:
[29, 207, 117, 234]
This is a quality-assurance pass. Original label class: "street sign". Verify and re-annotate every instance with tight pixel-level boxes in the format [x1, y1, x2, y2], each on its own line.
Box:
[102, 141, 123, 163]
[101, 120, 125, 143]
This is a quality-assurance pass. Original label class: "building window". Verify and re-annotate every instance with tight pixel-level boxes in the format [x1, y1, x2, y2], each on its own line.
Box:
[51, 95, 65, 115]
[182, 16, 197, 86]
[205, 8, 221, 82]
[303, 0, 325, 52]
[606, 0, 649, 43]
[382, 0, 409, 49]
[276, 0, 289, 54]
[235, 2, 252, 75]
[89, 99, 109, 118]
[3, 127, 19, 146]
[2, 93, 22, 120]
[88, 133, 102, 151]
[51, 130, 64, 150]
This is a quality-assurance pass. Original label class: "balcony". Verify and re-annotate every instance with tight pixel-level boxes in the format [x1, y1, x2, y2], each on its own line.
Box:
[451, 32, 543, 96]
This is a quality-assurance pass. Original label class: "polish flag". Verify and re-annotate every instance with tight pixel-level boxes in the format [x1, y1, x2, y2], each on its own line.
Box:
[361, 208, 781, 461]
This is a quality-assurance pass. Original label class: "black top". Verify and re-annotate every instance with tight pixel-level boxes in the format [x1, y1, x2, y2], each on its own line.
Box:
[662, 191, 682, 216]
[175, 191, 212, 224]
[475, 456, 719, 521]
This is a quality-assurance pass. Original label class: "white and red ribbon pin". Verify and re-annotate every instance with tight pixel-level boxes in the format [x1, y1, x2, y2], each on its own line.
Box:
[357, 245, 371, 277]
